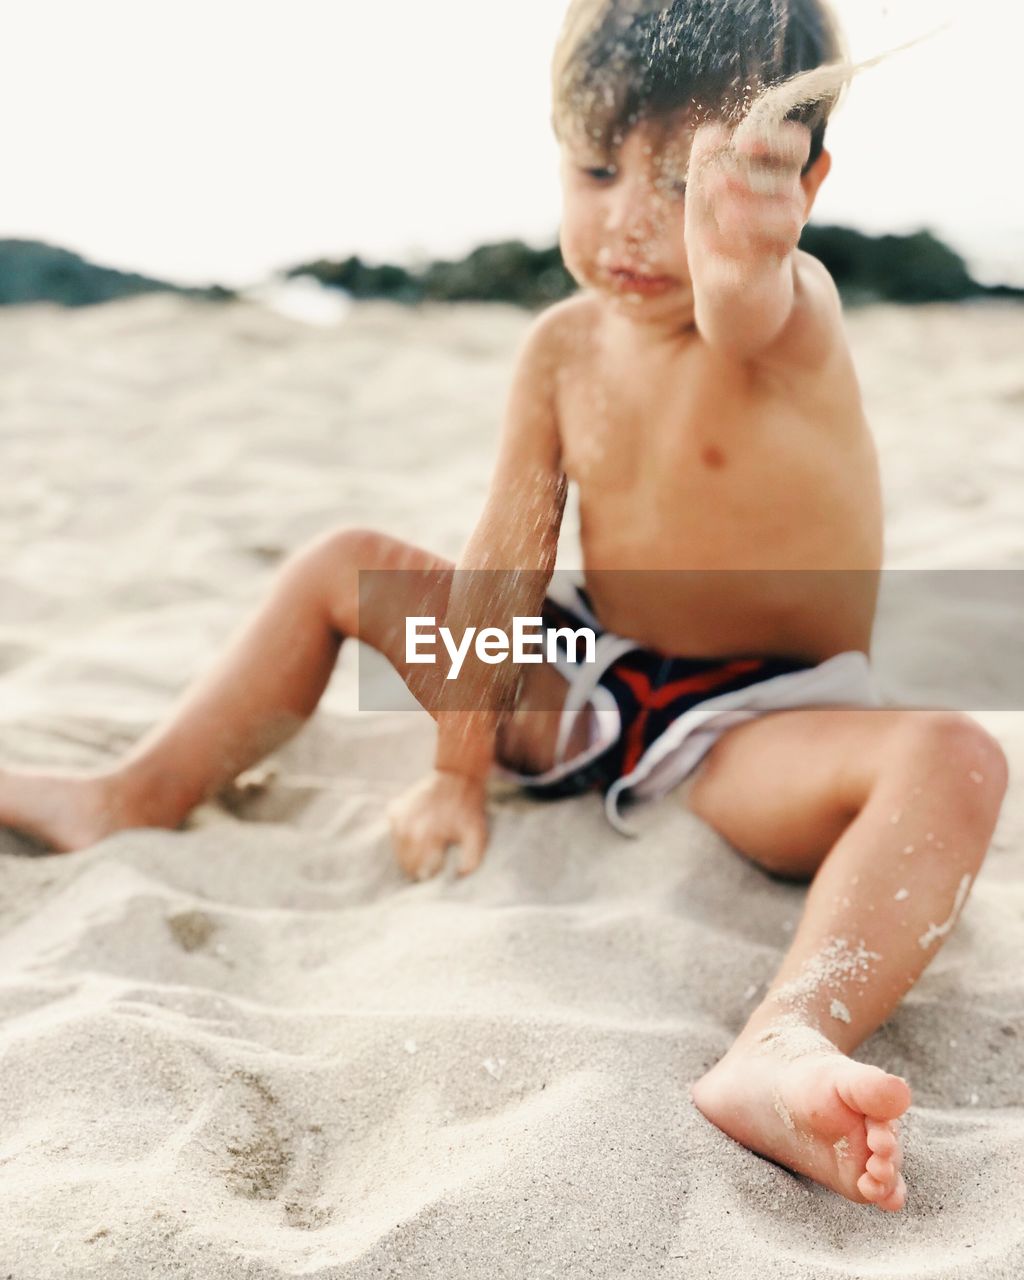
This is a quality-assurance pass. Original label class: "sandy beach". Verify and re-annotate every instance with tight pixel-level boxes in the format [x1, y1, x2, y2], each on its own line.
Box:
[1, 293, 1021, 1278]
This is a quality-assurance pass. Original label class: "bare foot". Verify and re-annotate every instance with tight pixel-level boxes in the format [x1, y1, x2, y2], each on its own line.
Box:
[0, 767, 152, 853]
[691, 1024, 911, 1211]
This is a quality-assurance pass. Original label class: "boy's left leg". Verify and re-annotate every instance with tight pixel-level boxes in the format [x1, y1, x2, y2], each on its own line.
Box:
[683, 707, 1008, 1212]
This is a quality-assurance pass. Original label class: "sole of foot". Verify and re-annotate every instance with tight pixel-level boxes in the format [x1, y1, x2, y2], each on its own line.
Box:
[692, 1034, 912, 1211]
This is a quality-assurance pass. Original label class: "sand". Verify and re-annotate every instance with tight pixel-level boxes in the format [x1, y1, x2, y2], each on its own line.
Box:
[0, 293, 1022, 1278]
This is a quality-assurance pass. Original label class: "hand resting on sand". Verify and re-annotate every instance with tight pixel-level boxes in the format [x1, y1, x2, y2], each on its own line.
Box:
[387, 768, 489, 882]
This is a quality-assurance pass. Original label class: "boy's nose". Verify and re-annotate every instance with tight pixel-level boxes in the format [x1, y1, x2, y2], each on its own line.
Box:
[604, 180, 669, 244]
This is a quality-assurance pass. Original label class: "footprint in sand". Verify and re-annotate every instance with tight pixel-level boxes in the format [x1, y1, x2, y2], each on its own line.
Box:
[220, 1070, 295, 1202]
[166, 909, 216, 954]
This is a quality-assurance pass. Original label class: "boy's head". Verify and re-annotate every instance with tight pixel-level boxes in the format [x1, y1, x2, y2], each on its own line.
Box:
[552, 0, 844, 174]
[552, 0, 843, 320]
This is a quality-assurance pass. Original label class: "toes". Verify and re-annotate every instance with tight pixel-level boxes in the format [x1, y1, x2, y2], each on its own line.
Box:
[877, 1173, 908, 1212]
[857, 1171, 887, 1201]
[866, 1153, 895, 1185]
[866, 1118, 898, 1158]
[838, 1065, 912, 1121]
[859, 1167, 908, 1210]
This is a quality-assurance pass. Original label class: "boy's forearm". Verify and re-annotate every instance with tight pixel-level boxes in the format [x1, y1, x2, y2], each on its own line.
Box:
[432, 485, 563, 780]
[434, 711, 501, 781]
[692, 252, 796, 360]
[432, 570, 551, 781]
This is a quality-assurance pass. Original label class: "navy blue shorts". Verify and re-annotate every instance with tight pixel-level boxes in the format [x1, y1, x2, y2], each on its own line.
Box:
[519, 583, 810, 802]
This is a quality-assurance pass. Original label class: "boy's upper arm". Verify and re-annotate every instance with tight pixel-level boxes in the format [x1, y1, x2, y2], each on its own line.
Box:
[754, 251, 845, 373]
[492, 304, 566, 485]
[469, 303, 570, 562]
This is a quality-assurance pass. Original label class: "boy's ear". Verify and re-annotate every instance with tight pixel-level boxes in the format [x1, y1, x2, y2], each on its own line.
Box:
[800, 148, 832, 219]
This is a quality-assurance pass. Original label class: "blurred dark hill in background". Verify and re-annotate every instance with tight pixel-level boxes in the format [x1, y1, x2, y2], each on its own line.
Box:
[288, 243, 572, 310]
[288, 227, 1024, 309]
[2, 229, 1021, 310]
[0, 240, 233, 307]
[801, 227, 1023, 305]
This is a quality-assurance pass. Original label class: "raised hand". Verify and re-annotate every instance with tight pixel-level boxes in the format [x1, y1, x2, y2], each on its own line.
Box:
[685, 119, 812, 267]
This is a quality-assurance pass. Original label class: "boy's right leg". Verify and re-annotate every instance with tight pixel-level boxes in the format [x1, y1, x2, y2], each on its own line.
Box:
[0, 526, 576, 852]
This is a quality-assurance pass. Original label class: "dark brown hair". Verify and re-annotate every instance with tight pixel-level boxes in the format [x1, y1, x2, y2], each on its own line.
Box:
[552, 0, 845, 172]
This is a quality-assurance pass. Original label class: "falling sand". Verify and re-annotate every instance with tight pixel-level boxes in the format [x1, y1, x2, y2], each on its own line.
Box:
[734, 26, 949, 147]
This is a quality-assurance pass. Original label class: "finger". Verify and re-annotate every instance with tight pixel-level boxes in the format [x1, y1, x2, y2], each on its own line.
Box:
[392, 829, 438, 882]
[688, 122, 734, 165]
[715, 189, 802, 229]
[717, 163, 803, 208]
[415, 848, 446, 881]
[739, 162, 800, 199]
[685, 156, 744, 248]
[733, 121, 811, 169]
[719, 180, 803, 227]
[397, 846, 426, 882]
[714, 213, 802, 261]
[697, 172, 803, 248]
[686, 123, 735, 194]
[457, 816, 489, 876]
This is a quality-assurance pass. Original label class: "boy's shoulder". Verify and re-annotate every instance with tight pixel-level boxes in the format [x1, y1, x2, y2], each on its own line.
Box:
[756, 251, 846, 372]
[522, 257, 847, 373]
[524, 291, 600, 362]
[790, 249, 843, 324]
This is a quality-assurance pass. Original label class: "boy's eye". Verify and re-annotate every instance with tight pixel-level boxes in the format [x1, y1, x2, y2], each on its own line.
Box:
[583, 166, 617, 182]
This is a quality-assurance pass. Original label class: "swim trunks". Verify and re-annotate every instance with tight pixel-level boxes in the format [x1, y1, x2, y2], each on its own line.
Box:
[493, 577, 882, 836]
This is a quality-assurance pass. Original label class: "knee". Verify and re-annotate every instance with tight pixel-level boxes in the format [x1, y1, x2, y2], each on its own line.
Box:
[281, 525, 452, 638]
[281, 524, 412, 593]
[895, 710, 1009, 819]
[276, 526, 395, 632]
[289, 524, 391, 573]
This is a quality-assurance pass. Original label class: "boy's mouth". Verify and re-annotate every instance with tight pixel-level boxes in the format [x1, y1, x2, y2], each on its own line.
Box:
[608, 268, 676, 296]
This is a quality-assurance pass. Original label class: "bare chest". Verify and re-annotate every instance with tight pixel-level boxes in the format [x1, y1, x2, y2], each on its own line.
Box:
[556, 345, 880, 571]
[558, 347, 745, 487]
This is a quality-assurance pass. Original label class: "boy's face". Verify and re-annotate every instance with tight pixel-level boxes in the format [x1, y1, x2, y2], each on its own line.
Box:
[558, 107, 830, 329]
[558, 110, 698, 326]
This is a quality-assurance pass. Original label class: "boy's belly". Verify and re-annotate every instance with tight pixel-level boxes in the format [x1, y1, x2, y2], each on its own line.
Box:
[562, 398, 883, 662]
[576, 485, 881, 662]
[578, 567, 878, 663]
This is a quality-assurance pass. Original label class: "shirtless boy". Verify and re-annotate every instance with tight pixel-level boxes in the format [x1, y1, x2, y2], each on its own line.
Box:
[0, 0, 1008, 1214]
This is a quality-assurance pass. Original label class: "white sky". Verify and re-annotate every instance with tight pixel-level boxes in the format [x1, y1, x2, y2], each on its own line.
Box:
[3, 0, 1021, 287]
